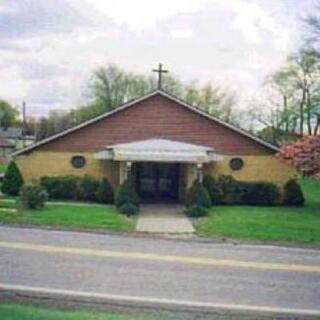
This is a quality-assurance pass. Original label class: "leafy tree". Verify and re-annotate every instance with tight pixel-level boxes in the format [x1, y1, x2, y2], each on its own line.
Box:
[0, 100, 18, 128]
[83, 64, 237, 124]
[288, 49, 320, 136]
[260, 48, 320, 144]
[86, 65, 153, 114]
[1, 161, 24, 196]
[36, 111, 74, 141]
[35, 64, 238, 138]
[278, 135, 320, 177]
[304, 1, 320, 52]
[258, 127, 298, 146]
[183, 82, 238, 124]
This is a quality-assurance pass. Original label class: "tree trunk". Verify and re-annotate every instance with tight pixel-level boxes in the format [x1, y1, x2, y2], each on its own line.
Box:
[306, 89, 312, 135]
[299, 89, 306, 136]
[283, 94, 289, 132]
[314, 114, 320, 135]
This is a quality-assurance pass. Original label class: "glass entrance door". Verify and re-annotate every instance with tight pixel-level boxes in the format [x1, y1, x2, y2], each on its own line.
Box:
[136, 163, 179, 202]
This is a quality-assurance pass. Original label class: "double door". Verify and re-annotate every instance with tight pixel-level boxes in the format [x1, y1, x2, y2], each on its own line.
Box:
[136, 162, 179, 202]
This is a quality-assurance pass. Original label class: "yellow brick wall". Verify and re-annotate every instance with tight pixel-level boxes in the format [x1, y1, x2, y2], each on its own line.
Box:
[204, 155, 296, 187]
[16, 153, 295, 194]
[15, 151, 120, 188]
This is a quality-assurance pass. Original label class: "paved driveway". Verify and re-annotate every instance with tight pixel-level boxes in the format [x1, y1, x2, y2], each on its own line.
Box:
[0, 226, 320, 318]
[136, 204, 195, 233]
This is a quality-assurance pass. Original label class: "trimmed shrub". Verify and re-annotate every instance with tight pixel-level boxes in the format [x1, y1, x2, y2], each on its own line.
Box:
[115, 179, 139, 209]
[203, 175, 223, 204]
[18, 183, 48, 209]
[1, 161, 24, 196]
[119, 203, 139, 216]
[240, 182, 280, 206]
[77, 175, 100, 202]
[284, 179, 305, 206]
[203, 175, 280, 206]
[40, 175, 80, 200]
[186, 179, 211, 208]
[216, 175, 239, 204]
[185, 205, 207, 218]
[96, 178, 114, 204]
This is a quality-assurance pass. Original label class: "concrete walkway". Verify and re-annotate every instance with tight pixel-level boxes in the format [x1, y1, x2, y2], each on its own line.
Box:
[136, 204, 195, 234]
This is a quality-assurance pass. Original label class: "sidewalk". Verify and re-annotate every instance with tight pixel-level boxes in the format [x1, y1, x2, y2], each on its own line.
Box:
[136, 204, 195, 234]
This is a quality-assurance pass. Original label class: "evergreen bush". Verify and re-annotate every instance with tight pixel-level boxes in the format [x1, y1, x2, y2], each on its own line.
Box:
[186, 179, 211, 208]
[119, 203, 139, 216]
[1, 161, 24, 196]
[96, 177, 114, 204]
[18, 183, 48, 209]
[284, 179, 305, 206]
[115, 179, 139, 211]
[185, 205, 207, 218]
[203, 175, 223, 204]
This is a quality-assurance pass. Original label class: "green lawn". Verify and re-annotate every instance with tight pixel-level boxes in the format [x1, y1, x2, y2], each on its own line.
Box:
[196, 179, 320, 244]
[0, 304, 247, 320]
[0, 201, 134, 232]
[0, 304, 151, 320]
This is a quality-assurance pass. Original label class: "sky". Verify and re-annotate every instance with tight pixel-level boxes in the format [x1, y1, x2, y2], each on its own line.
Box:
[0, 0, 316, 117]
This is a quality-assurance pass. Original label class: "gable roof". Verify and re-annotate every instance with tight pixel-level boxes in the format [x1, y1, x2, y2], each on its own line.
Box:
[13, 90, 279, 156]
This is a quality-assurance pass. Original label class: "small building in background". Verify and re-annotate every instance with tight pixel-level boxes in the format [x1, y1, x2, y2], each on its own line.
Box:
[0, 127, 35, 151]
[0, 138, 15, 160]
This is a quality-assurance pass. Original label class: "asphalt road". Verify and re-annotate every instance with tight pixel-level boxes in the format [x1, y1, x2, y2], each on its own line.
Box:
[0, 226, 320, 318]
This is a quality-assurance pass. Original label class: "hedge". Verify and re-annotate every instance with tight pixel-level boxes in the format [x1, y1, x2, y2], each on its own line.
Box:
[77, 175, 100, 202]
[202, 175, 280, 206]
[40, 176, 80, 200]
[40, 175, 114, 204]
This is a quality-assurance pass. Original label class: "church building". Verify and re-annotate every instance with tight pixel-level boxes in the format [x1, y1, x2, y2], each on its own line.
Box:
[13, 90, 295, 203]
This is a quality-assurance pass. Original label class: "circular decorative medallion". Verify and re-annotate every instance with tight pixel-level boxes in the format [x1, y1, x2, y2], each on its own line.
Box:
[71, 155, 86, 168]
[229, 157, 244, 171]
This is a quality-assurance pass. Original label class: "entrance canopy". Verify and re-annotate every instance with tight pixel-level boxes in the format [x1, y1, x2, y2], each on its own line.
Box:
[94, 138, 223, 163]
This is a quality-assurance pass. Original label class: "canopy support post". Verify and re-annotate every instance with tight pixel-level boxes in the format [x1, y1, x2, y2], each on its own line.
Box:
[197, 163, 203, 182]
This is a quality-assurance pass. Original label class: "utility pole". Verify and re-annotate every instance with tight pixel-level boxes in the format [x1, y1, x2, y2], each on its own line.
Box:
[22, 101, 26, 148]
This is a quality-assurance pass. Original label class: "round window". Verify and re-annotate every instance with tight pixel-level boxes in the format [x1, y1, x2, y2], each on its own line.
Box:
[71, 156, 86, 169]
[230, 158, 244, 171]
